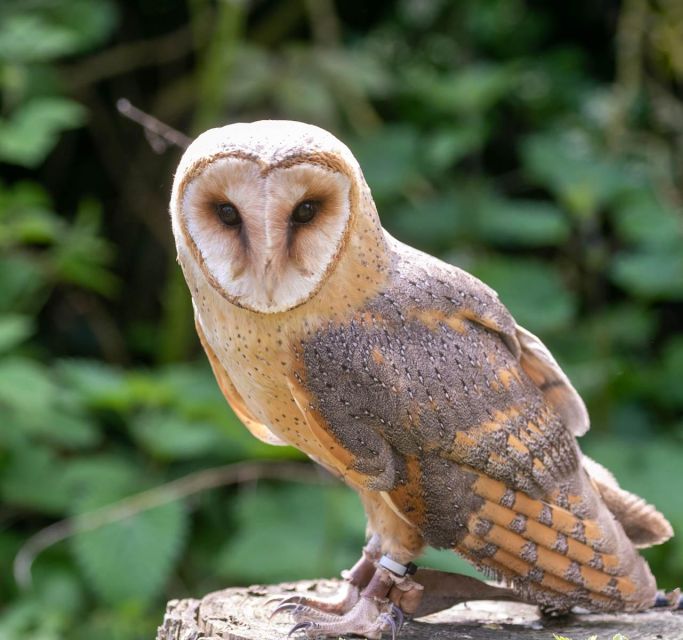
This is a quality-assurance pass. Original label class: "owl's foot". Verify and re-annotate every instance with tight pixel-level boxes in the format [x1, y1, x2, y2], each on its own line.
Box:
[272, 580, 362, 617]
[270, 534, 380, 617]
[286, 596, 403, 640]
[281, 562, 424, 639]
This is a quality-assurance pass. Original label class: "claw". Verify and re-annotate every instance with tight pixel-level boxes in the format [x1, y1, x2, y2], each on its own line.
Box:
[391, 604, 404, 630]
[378, 603, 405, 640]
[379, 613, 397, 640]
[288, 621, 315, 637]
[264, 594, 289, 607]
[271, 602, 303, 620]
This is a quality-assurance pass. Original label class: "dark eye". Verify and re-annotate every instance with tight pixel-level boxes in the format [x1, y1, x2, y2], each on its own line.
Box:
[215, 202, 241, 227]
[291, 200, 320, 224]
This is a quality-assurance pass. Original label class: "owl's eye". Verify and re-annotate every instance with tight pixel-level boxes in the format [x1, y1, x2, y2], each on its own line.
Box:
[291, 200, 320, 224]
[215, 202, 241, 227]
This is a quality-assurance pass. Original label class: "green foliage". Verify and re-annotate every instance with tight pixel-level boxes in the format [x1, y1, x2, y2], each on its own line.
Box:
[1, 1, 682, 639]
[72, 493, 188, 605]
[0, 97, 86, 167]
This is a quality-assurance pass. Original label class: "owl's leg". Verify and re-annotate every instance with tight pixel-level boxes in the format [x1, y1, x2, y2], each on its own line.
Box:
[284, 556, 423, 640]
[271, 533, 381, 616]
[278, 491, 426, 639]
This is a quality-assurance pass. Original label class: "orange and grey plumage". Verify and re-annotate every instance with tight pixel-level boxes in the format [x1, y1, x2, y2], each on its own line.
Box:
[170, 120, 674, 635]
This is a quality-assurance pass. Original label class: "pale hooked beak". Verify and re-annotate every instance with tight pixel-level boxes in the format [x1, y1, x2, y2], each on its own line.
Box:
[262, 256, 278, 306]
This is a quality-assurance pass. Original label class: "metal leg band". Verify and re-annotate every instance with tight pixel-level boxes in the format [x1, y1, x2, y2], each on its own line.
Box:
[378, 555, 417, 577]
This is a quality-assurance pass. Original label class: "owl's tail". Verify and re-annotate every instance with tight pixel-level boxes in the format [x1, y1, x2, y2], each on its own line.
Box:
[452, 463, 672, 612]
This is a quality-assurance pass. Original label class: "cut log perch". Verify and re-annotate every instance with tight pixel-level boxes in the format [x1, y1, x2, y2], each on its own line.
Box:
[156, 578, 683, 640]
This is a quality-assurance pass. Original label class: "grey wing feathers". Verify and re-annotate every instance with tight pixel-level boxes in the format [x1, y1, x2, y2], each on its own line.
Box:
[388, 235, 589, 437]
[516, 326, 589, 436]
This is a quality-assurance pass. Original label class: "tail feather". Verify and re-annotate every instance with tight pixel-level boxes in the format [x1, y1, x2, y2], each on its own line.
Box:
[584, 456, 673, 548]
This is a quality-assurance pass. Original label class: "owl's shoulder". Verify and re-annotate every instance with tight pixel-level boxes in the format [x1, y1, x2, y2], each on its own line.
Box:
[376, 234, 518, 350]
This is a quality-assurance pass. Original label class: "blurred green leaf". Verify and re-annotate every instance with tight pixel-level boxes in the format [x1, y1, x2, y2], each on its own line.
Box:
[0, 0, 117, 62]
[0, 357, 100, 449]
[522, 131, 635, 218]
[0, 181, 60, 247]
[477, 196, 570, 246]
[611, 189, 682, 247]
[350, 126, 420, 199]
[0, 255, 46, 312]
[423, 126, 486, 171]
[471, 257, 576, 333]
[1, 443, 75, 513]
[404, 64, 515, 114]
[218, 484, 365, 583]
[129, 410, 233, 461]
[610, 246, 683, 300]
[0, 314, 33, 352]
[646, 337, 683, 409]
[71, 479, 188, 605]
[50, 200, 118, 295]
[390, 191, 463, 250]
[56, 360, 129, 411]
[0, 98, 86, 167]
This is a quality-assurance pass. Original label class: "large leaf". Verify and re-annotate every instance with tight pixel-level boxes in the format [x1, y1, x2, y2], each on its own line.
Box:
[477, 196, 570, 247]
[55, 360, 129, 411]
[0, 443, 75, 513]
[470, 257, 576, 333]
[0, 98, 86, 168]
[423, 125, 486, 172]
[349, 126, 421, 200]
[522, 131, 634, 219]
[611, 189, 682, 247]
[404, 64, 515, 114]
[0, 0, 117, 62]
[50, 200, 118, 295]
[129, 410, 234, 461]
[610, 246, 683, 300]
[0, 255, 46, 313]
[0, 314, 34, 353]
[0, 357, 100, 449]
[71, 477, 188, 605]
[389, 191, 465, 251]
[218, 483, 365, 583]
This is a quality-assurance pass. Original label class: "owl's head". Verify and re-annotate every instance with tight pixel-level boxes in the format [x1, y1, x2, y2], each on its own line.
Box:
[170, 120, 375, 314]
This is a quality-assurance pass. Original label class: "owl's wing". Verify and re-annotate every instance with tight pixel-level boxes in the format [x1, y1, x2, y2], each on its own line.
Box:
[297, 245, 665, 610]
[195, 318, 287, 446]
[515, 325, 589, 436]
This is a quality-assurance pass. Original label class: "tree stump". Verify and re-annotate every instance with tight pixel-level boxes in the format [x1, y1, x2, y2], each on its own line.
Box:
[156, 578, 683, 640]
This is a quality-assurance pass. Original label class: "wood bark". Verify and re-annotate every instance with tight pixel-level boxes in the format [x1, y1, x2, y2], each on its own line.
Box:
[156, 578, 683, 640]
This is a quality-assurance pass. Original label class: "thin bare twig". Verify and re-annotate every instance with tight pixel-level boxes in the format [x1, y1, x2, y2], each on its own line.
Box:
[117, 98, 192, 151]
[14, 460, 330, 590]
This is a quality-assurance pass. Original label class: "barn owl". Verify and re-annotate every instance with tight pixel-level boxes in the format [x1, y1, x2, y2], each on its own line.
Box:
[170, 120, 676, 638]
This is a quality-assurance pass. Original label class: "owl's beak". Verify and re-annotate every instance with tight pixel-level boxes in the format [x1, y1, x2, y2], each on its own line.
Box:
[262, 257, 278, 306]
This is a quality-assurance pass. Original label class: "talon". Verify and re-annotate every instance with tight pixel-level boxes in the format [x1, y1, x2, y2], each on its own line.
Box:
[391, 604, 404, 630]
[271, 602, 303, 620]
[379, 611, 398, 640]
[289, 621, 315, 637]
[265, 594, 290, 607]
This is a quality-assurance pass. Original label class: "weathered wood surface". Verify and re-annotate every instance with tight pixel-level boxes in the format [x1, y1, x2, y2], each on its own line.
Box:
[157, 579, 683, 640]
